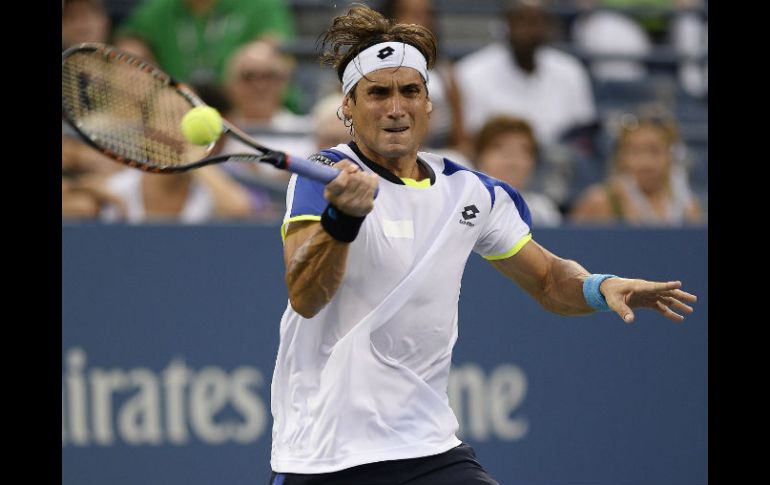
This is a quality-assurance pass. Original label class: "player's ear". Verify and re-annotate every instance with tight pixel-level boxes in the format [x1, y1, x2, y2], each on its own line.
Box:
[342, 94, 353, 119]
[426, 97, 433, 115]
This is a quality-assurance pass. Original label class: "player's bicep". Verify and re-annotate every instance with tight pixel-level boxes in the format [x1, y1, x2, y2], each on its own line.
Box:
[488, 239, 557, 300]
[283, 220, 321, 267]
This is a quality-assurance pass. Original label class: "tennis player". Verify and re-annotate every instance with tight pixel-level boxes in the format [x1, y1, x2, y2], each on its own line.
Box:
[270, 5, 697, 484]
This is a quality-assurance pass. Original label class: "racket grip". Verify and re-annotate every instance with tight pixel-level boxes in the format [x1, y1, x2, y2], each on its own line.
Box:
[285, 154, 379, 197]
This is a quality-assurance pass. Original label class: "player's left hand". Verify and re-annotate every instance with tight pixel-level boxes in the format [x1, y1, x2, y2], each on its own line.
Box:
[599, 278, 697, 323]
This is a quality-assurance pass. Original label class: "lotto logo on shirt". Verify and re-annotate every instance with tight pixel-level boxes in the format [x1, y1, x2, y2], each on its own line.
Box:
[459, 204, 479, 227]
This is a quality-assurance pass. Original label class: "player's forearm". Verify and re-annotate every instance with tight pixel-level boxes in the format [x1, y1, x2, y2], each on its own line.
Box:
[285, 224, 349, 318]
[540, 257, 595, 316]
[491, 241, 596, 316]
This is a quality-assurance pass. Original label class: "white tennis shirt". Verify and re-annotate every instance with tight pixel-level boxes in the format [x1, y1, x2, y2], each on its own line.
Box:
[271, 142, 532, 473]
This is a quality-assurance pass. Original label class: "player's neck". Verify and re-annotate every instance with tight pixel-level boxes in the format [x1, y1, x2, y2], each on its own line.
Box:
[354, 142, 421, 179]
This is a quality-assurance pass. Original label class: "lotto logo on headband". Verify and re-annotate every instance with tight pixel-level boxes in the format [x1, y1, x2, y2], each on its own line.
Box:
[377, 46, 395, 59]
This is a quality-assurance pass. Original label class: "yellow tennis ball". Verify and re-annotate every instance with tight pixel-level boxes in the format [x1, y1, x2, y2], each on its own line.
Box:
[180, 106, 223, 145]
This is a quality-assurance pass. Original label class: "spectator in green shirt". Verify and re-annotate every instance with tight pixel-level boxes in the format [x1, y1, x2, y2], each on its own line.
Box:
[115, 0, 295, 86]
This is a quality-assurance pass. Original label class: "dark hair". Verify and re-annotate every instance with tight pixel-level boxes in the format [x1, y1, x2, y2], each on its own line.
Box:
[475, 115, 539, 161]
[318, 4, 437, 88]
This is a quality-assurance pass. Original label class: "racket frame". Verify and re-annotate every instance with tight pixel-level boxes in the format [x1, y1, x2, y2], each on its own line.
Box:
[61, 42, 294, 175]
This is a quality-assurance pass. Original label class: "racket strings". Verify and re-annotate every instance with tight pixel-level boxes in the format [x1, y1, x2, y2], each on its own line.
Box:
[62, 50, 209, 168]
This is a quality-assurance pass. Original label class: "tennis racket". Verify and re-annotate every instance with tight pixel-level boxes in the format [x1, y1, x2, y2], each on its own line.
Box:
[61, 42, 340, 184]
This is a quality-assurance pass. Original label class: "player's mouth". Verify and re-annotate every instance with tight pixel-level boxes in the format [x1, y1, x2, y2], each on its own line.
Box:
[383, 127, 409, 133]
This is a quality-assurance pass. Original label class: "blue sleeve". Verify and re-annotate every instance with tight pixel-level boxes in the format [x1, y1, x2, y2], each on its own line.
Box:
[286, 150, 345, 217]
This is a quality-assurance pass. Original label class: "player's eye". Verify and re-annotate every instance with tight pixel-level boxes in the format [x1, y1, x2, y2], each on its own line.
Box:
[368, 87, 390, 97]
[402, 85, 421, 97]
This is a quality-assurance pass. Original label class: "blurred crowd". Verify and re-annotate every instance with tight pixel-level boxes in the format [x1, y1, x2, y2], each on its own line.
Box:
[62, 0, 707, 227]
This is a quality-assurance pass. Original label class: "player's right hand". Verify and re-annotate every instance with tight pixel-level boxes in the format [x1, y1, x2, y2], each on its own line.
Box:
[324, 160, 379, 217]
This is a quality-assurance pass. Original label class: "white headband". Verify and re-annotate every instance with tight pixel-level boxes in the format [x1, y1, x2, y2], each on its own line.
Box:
[341, 42, 428, 95]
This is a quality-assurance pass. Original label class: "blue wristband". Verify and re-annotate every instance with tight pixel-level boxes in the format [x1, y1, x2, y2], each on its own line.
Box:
[583, 274, 617, 312]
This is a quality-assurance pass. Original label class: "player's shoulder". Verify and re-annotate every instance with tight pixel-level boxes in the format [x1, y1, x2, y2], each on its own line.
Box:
[308, 144, 351, 166]
[436, 155, 528, 209]
[429, 153, 490, 185]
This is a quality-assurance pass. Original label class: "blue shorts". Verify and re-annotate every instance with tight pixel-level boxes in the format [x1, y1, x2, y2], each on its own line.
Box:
[269, 443, 499, 485]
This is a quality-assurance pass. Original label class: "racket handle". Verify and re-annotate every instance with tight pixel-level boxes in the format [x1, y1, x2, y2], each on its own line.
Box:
[285, 154, 379, 197]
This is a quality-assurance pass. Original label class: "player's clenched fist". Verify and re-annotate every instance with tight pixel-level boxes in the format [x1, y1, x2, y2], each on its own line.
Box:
[323, 160, 379, 217]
